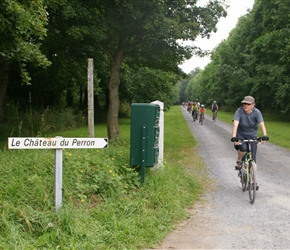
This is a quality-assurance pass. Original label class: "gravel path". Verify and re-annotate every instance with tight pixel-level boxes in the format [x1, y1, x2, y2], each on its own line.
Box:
[153, 107, 290, 249]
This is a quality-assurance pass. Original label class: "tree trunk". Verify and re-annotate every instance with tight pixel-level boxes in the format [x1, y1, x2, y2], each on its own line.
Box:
[0, 56, 9, 122]
[107, 50, 123, 141]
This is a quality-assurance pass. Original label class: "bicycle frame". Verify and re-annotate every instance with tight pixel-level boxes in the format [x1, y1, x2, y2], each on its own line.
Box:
[240, 139, 258, 204]
[243, 153, 254, 181]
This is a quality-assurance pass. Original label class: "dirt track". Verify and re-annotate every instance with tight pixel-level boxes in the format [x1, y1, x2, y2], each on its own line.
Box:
[152, 106, 290, 250]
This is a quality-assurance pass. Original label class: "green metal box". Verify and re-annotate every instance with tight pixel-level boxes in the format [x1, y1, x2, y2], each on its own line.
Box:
[130, 103, 160, 167]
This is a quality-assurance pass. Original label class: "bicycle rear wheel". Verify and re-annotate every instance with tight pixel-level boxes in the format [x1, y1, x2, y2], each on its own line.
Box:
[213, 111, 217, 121]
[200, 114, 203, 125]
[241, 162, 247, 191]
[248, 161, 257, 204]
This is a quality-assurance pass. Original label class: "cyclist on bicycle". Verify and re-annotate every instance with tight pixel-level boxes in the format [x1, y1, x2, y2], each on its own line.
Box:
[231, 96, 268, 189]
[199, 104, 206, 122]
[211, 101, 219, 120]
[191, 102, 198, 120]
[195, 99, 200, 109]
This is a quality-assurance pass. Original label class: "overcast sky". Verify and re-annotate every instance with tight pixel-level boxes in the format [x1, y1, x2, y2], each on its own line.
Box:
[179, 0, 254, 73]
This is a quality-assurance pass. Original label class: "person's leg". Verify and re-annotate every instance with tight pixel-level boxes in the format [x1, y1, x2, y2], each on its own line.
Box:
[251, 142, 257, 162]
[237, 149, 246, 162]
[234, 137, 246, 169]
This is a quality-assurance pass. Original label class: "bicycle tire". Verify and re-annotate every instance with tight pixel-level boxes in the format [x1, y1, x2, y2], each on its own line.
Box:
[200, 114, 203, 125]
[213, 111, 217, 122]
[248, 161, 257, 204]
[241, 162, 247, 191]
[192, 112, 197, 122]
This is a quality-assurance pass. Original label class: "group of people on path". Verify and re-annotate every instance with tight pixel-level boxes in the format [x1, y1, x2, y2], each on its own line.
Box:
[185, 99, 219, 122]
[185, 99, 207, 123]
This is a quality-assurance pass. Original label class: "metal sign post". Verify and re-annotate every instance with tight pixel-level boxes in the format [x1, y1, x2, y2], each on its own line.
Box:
[55, 142, 63, 212]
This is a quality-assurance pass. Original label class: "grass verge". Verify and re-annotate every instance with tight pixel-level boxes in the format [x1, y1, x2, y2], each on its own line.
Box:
[0, 106, 208, 249]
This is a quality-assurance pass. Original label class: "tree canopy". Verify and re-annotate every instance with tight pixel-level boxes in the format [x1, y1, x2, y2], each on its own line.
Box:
[0, 0, 227, 139]
[184, 0, 290, 119]
[0, 0, 50, 118]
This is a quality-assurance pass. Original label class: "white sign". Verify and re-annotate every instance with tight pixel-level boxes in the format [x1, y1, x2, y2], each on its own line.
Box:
[8, 137, 108, 149]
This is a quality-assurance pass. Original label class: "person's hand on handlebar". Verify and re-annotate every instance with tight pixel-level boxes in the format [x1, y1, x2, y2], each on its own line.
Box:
[258, 135, 269, 144]
[231, 137, 241, 145]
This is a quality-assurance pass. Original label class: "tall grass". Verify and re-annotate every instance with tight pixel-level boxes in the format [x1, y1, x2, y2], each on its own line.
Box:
[0, 106, 207, 249]
[0, 103, 86, 149]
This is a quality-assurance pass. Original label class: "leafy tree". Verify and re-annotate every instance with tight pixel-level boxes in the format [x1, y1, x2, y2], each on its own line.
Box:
[92, 0, 227, 140]
[121, 66, 179, 109]
[1, 0, 227, 137]
[186, 0, 290, 118]
[178, 79, 190, 104]
[249, 0, 290, 113]
[0, 0, 50, 120]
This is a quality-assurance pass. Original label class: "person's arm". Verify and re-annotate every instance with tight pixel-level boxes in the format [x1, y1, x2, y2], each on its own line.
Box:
[232, 120, 240, 145]
[259, 122, 267, 136]
[259, 121, 268, 144]
[232, 120, 239, 137]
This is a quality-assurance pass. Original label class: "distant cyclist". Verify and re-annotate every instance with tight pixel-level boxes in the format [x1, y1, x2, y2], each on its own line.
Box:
[191, 102, 198, 121]
[195, 99, 200, 109]
[211, 101, 219, 120]
[187, 101, 192, 113]
[199, 104, 206, 123]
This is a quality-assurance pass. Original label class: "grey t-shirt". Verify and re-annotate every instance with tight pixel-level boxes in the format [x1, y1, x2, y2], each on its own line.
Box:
[233, 107, 264, 137]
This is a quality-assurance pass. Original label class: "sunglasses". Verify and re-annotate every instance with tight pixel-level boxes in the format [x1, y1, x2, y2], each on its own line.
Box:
[243, 103, 252, 106]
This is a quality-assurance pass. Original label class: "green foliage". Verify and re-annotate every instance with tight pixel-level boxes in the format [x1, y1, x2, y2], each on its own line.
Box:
[0, 106, 204, 249]
[182, 0, 290, 119]
[0, 0, 50, 80]
[1, 0, 228, 141]
[121, 66, 179, 108]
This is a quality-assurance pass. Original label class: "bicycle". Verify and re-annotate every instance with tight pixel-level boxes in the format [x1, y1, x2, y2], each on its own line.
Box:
[199, 113, 204, 125]
[212, 110, 217, 122]
[192, 110, 198, 122]
[231, 136, 269, 204]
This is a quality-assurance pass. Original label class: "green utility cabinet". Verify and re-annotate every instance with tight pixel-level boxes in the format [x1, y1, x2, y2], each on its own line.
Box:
[130, 103, 160, 168]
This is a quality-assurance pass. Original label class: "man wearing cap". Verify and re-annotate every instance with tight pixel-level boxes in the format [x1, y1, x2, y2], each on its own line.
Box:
[231, 96, 268, 190]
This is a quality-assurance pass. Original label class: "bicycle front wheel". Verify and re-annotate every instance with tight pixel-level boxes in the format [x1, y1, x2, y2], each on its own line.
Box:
[248, 161, 257, 204]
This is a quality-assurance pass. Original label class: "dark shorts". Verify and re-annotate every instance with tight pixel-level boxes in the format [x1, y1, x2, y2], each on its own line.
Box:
[234, 135, 258, 162]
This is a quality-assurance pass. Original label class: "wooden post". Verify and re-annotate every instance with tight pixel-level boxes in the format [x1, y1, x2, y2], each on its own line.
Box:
[87, 58, 94, 138]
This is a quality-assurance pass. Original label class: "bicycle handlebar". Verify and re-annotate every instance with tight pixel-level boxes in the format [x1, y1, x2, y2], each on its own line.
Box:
[230, 136, 269, 143]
